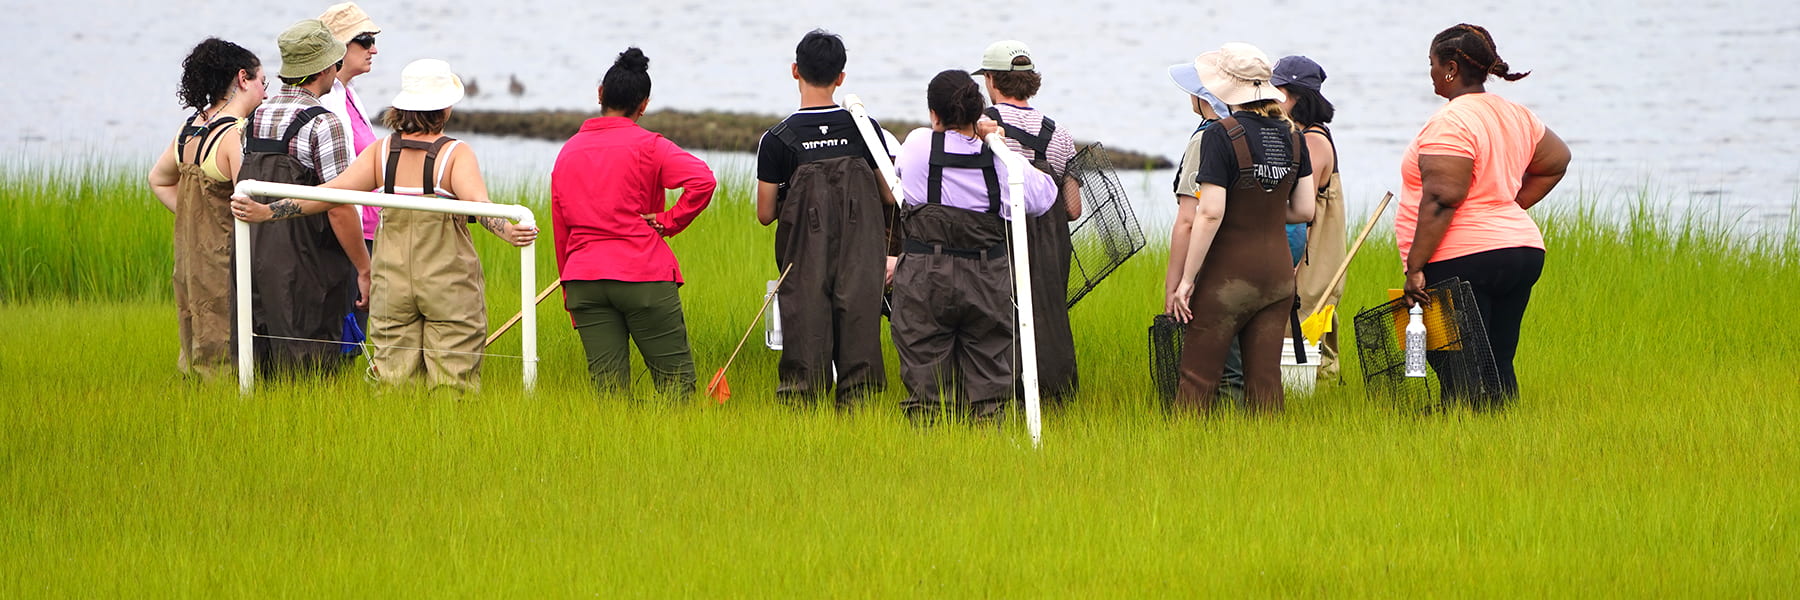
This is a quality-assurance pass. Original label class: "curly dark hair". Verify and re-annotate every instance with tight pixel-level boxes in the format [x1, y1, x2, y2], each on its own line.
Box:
[601, 47, 651, 112]
[1431, 23, 1530, 83]
[177, 38, 261, 111]
[927, 69, 985, 129]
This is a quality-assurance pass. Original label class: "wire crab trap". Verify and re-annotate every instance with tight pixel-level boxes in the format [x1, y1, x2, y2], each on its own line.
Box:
[1146, 310, 1322, 405]
[1350, 277, 1503, 411]
[1148, 314, 1186, 403]
[1064, 143, 1146, 309]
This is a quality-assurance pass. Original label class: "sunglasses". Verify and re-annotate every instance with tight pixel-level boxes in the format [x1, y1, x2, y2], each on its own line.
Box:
[351, 33, 377, 48]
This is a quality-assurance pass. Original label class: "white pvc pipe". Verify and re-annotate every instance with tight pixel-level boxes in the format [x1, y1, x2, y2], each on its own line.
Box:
[984, 133, 1043, 447]
[842, 94, 902, 200]
[231, 179, 539, 394]
[235, 218, 253, 393]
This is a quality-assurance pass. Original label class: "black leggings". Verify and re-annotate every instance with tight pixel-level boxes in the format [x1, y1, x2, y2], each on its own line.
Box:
[1422, 246, 1545, 404]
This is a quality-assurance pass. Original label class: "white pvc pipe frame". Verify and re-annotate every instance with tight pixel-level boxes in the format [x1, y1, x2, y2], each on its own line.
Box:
[844, 95, 1043, 446]
[231, 180, 539, 394]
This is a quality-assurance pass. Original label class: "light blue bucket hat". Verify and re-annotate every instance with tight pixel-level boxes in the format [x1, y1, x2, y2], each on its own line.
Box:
[1168, 60, 1230, 117]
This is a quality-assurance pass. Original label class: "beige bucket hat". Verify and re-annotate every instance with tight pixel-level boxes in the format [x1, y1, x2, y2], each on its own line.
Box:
[319, 2, 381, 44]
[276, 19, 347, 79]
[391, 59, 465, 111]
[1192, 42, 1285, 106]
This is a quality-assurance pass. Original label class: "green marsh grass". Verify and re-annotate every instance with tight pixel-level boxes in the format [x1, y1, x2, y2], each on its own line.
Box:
[1, 165, 1797, 595]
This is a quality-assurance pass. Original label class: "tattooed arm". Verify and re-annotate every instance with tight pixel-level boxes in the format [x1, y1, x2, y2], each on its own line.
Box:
[445, 145, 538, 247]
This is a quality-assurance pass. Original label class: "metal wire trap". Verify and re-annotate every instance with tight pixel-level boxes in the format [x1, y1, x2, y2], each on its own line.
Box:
[1064, 143, 1146, 309]
[1350, 277, 1502, 411]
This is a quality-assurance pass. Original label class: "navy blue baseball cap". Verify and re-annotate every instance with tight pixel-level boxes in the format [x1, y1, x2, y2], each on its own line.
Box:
[1271, 55, 1327, 91]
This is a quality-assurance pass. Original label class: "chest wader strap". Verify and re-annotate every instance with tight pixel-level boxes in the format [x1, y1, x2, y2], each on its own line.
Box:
[383, 135, 468, 222]
[982, 106, 1056, 163]
[926, 131, 1002, 215]
[179, 116, 241, 166]
[244, 106, 331, 155]
[1218, 116, 1258, 190]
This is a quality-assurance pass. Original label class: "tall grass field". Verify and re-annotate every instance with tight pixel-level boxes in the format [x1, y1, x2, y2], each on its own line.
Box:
[2, 163, 1797, 596]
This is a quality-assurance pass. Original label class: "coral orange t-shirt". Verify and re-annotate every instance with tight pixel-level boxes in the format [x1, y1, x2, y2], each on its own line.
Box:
[1396, 93, 1546, 265]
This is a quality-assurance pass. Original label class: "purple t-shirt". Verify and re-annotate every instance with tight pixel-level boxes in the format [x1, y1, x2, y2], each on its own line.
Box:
[894, 127, 1054, 220]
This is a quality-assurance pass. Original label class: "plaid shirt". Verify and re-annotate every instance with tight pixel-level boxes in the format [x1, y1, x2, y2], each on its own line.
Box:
[250, 84, 352, 182]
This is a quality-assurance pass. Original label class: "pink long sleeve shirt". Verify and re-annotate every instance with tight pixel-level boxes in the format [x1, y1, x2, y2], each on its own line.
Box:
[551, 117, 717, 284]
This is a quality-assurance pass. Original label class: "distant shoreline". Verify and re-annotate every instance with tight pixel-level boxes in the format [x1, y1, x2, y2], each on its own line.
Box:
[437, 109, 1175, 170]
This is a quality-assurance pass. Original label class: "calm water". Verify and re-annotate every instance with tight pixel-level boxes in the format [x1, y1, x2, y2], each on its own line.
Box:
[5, 0, 1797, 232]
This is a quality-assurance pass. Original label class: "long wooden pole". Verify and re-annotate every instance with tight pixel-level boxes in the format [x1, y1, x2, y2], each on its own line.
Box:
[484, 280, 562, 348]
[1306, 191, 1394, 320]
[708, 264, 794, 401]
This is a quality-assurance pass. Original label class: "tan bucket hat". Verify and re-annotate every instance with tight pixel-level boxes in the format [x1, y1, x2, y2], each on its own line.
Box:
[276, 19, 347, 79]
[1193, 42, 1285, 106]
[319, 2, 381, 44]
[391, 59, 465, 111]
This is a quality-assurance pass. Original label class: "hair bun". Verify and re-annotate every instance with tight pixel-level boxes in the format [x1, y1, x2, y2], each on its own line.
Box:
[614, 47, 649, 73]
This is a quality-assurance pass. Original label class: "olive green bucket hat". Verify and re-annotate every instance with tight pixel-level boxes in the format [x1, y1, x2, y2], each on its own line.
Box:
[277, 19, 346, 79]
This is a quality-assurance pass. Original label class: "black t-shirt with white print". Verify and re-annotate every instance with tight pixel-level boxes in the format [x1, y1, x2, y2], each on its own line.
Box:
[756, 105, 891, 199]
[1195, 112, 1312, 192]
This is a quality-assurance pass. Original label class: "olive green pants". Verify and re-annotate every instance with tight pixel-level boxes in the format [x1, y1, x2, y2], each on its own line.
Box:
[563, 280, 696, 399]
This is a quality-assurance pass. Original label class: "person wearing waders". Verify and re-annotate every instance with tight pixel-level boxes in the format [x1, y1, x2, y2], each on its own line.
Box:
[147, 38, 267, 379]
[1273, 55, 1347, 383]
[972, 40, 1083, 405]
[317, 2, 383, 346]
[890, 70, 1056, 425]
[233, 19, 371, 376]
[1164, 53, 1249, 402]
[1166, 43, 1317, 413]
[552, 48, 716, 399]
[755, 30, 899, 411]
[234, 59, 538, 390]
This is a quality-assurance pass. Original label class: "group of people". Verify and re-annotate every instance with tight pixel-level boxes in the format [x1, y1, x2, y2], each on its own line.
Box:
[152, 10, 1569, 414]
[155, 3, 535, 391]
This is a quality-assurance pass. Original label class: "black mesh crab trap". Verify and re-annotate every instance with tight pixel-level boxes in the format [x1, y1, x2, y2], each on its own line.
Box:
[1351, 278, 1502, 411]
[1064, 143, 1146, 309]
[1148, 313, 1186, 404]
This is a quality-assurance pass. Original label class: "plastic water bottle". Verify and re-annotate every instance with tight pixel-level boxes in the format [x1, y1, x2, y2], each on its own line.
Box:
[1404, 304, 1427, 378]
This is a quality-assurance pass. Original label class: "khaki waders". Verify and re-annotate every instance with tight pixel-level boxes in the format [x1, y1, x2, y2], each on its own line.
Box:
[172, 117, 240, 378]
[368, 136, 487, 390]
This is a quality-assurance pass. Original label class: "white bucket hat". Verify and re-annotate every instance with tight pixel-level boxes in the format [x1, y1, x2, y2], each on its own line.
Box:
[391, 59, 464, 112]
[1192, 42, 1285, 106]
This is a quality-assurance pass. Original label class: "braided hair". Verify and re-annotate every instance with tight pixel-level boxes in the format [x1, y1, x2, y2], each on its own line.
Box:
[177, 38, 260, 111]
[927, 69, 985, 129]
[1431, 24, 1530, 83]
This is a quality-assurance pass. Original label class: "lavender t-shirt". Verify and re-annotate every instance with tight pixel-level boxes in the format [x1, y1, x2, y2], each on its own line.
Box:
[894, 127, 1054, 219]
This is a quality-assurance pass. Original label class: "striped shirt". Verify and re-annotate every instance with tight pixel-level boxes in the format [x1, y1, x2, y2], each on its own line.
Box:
[249, 85, 352, 182]
[989, 103, 1078, 178]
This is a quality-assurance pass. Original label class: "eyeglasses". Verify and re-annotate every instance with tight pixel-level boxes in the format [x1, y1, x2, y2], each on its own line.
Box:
[351, 33, 377, 48]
